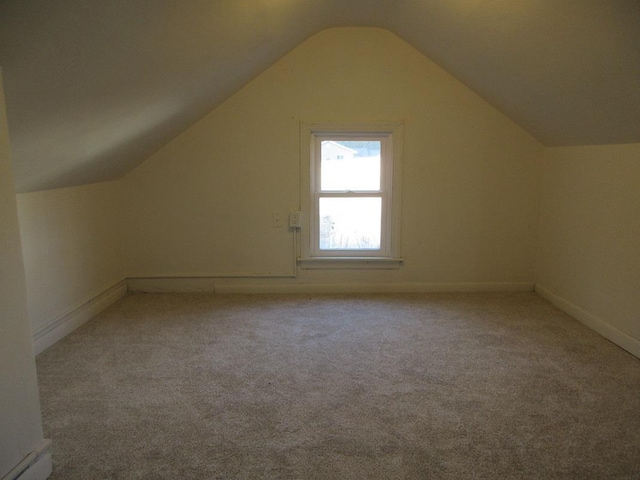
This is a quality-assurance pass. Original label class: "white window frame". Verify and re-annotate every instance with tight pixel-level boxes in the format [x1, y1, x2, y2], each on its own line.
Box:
[299, 123, 404, 269]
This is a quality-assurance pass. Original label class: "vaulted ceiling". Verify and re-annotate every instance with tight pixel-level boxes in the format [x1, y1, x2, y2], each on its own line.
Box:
[1, 0, 639, 192]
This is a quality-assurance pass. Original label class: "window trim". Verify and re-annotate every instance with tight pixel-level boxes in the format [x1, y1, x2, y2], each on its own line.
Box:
[299, 122, 404, 269]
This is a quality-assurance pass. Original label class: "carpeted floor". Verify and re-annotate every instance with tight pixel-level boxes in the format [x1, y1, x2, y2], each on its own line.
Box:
[36, 292, 640, 479]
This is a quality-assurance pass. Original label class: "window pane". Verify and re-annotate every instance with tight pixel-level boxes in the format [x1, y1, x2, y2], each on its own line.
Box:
[320, 141, 380, 191]
[319, 197, 381, 250]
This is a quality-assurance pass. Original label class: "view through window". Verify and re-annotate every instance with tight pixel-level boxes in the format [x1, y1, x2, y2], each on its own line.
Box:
[319, 140, 382, 250]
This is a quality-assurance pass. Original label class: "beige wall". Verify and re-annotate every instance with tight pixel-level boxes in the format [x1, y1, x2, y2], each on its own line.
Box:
[0, 72, 47, 478]
[536, 144, 640, 348]
[17, 181, 126, 335]
[124, 27, 542, 287]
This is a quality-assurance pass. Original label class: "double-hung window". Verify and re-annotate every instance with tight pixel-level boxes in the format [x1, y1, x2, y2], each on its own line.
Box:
[299, 123, 403, 269]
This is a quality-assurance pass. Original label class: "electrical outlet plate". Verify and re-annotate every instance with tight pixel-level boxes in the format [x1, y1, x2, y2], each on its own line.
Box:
[289, 211, 301, 228]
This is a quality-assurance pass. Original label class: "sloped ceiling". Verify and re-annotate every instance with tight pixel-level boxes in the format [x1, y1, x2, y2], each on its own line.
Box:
[1, 0, 639, 192]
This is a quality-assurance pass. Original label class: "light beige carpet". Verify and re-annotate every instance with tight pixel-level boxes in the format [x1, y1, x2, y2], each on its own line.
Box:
[36, 292, 640, 479]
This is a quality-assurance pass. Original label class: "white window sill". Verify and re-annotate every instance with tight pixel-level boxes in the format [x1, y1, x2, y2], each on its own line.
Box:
[298, 257, 403, 270]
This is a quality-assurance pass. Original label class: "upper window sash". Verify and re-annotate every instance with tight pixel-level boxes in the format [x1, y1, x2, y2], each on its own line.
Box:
[313, 134, 388, 194]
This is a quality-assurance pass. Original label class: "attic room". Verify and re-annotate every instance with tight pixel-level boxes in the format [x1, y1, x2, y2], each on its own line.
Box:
[1, 1, 639, 479]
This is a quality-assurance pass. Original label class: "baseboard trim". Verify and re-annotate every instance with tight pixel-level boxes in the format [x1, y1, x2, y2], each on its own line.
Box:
[3, 439, 52, 480]
[127, 278, 534, 294]
[535, 284, 640, 359]
[31, 279, 533, 352]
[33, 280, 128, 355]
[217, 282, 535, 294]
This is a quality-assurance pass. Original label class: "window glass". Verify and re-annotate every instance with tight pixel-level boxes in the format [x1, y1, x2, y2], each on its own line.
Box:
[318, 197, 382, 250]
[320, 141, 381, 191]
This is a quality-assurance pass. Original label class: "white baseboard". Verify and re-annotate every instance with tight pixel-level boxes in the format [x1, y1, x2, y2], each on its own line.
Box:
[33, 280, 128, 355]
[31, 278, 533, 353]
[127, 277, 219, 293]
[535, 284, 640, 359]
[217, 282, 535, 294]
[4, 440, 52, 480]
[127, 277, 534, 294]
